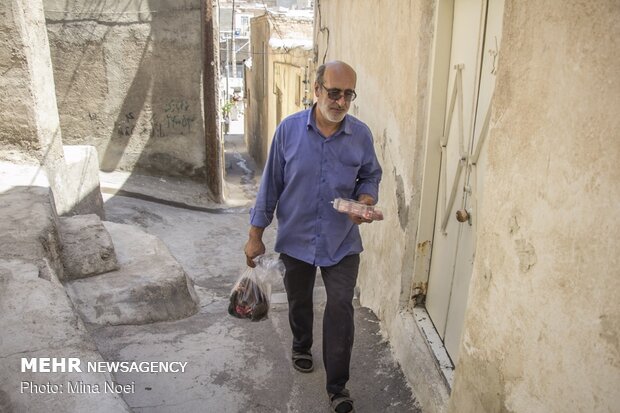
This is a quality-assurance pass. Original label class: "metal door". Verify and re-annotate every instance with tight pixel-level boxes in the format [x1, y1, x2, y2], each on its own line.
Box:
[425, 0, 505, 364]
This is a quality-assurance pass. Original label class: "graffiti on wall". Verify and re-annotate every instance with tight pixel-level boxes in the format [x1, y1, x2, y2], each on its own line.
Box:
[162, 98, 195, 136]
[106, 98, 197, 139]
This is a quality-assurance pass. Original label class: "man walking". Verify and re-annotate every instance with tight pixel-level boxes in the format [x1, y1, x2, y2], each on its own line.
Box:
[244, 60, 382, 413]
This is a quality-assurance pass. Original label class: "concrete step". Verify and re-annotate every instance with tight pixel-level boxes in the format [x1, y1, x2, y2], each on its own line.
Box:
[0, 186, 131, 413]
[0, 259, 132, 413]
[58, 214, 119, 280]
[62, 145, 105, 219]
[65, 221, 200, 326]
[0, 186, 63, 280]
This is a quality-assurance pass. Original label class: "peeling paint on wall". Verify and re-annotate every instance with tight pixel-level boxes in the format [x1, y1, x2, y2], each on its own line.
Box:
[599, 314, 620, 367]
[514, 239, 537, 273]
[394, 168, 409, 231]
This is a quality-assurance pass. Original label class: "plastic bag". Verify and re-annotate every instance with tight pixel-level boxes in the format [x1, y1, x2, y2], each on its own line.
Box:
[228, 254, 284, 321]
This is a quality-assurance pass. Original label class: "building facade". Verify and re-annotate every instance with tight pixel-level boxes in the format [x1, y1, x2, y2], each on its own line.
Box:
[244, 11, 314, 166]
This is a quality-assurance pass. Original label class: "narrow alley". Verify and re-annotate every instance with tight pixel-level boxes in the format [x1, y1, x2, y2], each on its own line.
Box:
[2, 1, 618, 412]
[89, 116, 420, 412]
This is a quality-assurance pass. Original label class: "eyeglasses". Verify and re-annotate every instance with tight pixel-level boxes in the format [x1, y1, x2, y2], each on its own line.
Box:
[320, 83, 357, 102]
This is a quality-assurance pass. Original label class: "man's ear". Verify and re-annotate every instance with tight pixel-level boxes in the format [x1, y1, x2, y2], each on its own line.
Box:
[314, 82, 320, 97]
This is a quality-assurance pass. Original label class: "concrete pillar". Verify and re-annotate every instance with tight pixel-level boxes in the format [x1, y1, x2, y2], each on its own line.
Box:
[203, 0, 224, 202]
[0, 0, 104, 217]
[0, 0, 66, 201]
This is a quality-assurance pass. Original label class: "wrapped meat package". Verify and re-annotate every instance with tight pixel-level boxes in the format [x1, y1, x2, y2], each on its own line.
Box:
[332, 198, 384, 221]
[228, 254, 284, 322]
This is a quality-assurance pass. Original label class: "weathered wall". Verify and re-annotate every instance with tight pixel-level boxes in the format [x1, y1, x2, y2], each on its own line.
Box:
[0, 0, 105, 218]
[1, 0, 65, 166]
[314, 1, 442, 409]
[245, 13, 312, 167]
[0, 2, 44, 162]
[43, 0, 206, 178]
[316, 0, 620, 412]
[245, 14, 270, 166]
[315, 0, 433, 337]
[449, 2, 620, 412]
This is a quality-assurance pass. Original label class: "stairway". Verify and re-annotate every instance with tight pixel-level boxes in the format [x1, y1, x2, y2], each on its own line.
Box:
[0, 186, 199, 413]
[59, 216, 200, 326]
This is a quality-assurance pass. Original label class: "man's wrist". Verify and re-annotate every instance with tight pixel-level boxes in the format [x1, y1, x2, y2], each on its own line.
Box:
[248, 225, 265, 240]
[357, 193, 376, 205]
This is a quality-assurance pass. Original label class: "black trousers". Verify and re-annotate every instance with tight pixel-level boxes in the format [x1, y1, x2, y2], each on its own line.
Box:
[280, 253, 360, 395]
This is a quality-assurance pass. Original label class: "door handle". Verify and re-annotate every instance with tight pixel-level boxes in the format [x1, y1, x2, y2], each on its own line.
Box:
[456, 209, 470, 223]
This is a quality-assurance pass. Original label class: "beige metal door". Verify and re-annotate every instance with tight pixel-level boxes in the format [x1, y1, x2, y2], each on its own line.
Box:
[426, 0, 504, 364]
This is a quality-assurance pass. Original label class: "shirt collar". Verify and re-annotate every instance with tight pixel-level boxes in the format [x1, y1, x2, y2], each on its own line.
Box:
[306, 104, 352, 136]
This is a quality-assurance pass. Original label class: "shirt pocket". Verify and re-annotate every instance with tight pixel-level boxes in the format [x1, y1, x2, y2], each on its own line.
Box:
[334, 163, 360, 195]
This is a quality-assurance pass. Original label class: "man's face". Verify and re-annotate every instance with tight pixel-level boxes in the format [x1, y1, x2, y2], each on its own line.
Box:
[315, 66, 357, 124]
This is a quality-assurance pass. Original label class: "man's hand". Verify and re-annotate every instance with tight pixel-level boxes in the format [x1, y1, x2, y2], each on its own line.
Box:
[348, 194, 376, 225]
[244, 226, 266, 267]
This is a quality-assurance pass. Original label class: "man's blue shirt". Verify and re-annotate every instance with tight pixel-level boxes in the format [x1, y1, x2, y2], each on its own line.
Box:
[250, 106, 382, 267]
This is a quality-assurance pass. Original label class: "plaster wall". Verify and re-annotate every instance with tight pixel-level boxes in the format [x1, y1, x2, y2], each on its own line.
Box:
[245, 15, 270, 166]
[0, 0, 70, 213]
[448, 2, 620, 412]
[314, 1, 440, 409]
[316, 0, 620, 412]
[0, 1, 44, 161]
[266, 47, 312, 160]
[43, 0, 206, 178]
[315, 0, 434, 335]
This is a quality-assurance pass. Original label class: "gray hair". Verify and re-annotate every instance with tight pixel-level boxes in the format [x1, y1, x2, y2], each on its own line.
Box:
[315, 64, 327, 85]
